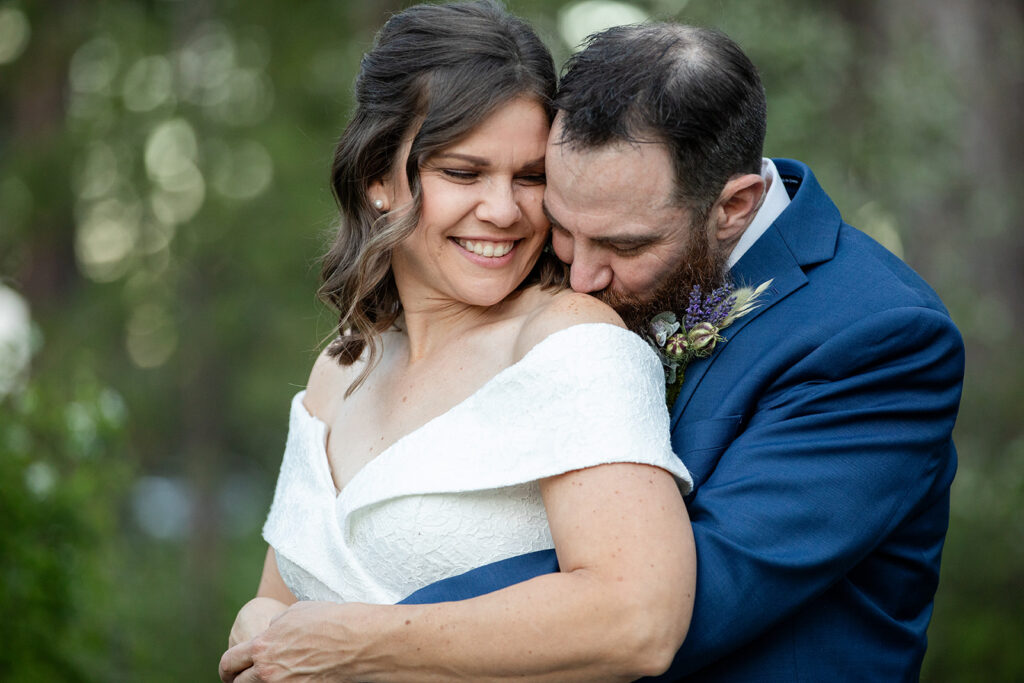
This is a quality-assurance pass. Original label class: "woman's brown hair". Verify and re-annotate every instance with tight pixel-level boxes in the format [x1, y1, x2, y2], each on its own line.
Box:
[319, 0, 566, 395]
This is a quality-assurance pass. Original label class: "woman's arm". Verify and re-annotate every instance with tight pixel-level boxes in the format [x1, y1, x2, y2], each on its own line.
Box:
[227, 549, 298, 648]
[219, 292, 695, 681]
[221, 462, 694, 682]
[256, 547, 299, 604]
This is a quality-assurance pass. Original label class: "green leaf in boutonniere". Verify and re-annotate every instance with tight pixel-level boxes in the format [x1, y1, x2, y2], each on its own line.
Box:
[645, 279, 773, 409]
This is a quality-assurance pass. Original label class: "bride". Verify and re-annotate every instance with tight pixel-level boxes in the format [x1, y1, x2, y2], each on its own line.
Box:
[221, 2, 695, 681]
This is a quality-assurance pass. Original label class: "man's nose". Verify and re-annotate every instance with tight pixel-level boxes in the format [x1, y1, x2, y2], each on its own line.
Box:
[568, 256, 613, 293]
[475, 183, 522, 228]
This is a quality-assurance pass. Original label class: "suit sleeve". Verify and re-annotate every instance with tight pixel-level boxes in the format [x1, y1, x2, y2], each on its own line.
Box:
[666, 305, 964, 675]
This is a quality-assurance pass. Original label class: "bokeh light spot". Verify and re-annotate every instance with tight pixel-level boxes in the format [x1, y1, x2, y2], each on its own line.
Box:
[73, 142, 120, 201]
[211, 139, 273, 200]
[125, 303, 177, 368]
[145, 118, 198, 182]
[0, 7, 30, 65]
[558, 0, 648, 51]
[0, 284, 33, 397]
[69, 35, 121, 93]
[131, 476, 193, 539]
[123, 55, 175, 112]
[24, 461, 56, 498]
[74, 198, 141, 282]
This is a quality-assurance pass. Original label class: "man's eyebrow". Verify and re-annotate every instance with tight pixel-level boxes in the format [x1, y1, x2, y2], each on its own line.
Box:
[590, 233, 659, 247]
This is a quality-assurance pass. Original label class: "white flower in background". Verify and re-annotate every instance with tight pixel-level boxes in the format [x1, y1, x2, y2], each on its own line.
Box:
[0, 284, 33, 397]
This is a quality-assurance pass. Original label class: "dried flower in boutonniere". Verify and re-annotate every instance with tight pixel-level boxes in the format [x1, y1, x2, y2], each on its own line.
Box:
[646, 279, 773, 408]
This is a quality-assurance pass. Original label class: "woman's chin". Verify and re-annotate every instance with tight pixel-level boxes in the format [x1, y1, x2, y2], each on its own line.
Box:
[457, 280, 526, 309]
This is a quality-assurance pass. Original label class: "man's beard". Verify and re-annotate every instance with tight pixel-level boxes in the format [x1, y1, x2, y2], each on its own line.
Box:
[598, 226, 729, 337]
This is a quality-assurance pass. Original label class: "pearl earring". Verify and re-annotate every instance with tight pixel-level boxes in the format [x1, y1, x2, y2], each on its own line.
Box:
[373, 199, 385, 210]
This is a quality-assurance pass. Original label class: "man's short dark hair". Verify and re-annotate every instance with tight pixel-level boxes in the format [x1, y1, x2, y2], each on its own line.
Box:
[555, 24, 767, 215]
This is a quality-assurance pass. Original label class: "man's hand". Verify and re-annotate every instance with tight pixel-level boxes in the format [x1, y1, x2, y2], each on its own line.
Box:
[219, 601, 367, 683]
[229, 597, 290, 648]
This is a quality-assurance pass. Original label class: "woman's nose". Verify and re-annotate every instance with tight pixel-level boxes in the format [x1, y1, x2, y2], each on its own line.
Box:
[475, 182, 522, 228]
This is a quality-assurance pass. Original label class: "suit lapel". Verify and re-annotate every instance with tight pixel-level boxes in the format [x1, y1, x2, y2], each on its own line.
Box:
[669, 227, 806, 429]
[669, 159, 842, 430]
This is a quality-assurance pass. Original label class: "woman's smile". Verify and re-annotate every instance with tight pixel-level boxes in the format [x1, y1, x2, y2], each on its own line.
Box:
[451, 237, 518, 262]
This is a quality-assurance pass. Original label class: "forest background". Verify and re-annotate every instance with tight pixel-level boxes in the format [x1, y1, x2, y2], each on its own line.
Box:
[1, 0, 1021, 680]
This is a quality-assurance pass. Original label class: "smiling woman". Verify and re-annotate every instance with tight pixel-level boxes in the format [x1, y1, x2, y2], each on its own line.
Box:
[385, 98, 551, 311]
[220, 3, 696, 681]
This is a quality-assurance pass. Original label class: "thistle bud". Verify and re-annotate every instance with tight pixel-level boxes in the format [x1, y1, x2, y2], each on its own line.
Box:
[687, 322, 719, 355]
[665, 333, 689, 361]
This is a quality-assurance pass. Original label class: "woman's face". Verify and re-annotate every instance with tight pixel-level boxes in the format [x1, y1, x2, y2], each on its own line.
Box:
[381, 97, 550, 310]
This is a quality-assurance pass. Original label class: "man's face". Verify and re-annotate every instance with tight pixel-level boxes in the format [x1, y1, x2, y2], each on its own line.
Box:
[543, 118, 727, 330]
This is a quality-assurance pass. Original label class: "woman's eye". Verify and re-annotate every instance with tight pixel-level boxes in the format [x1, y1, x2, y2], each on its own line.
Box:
[441, 169, 478, 181]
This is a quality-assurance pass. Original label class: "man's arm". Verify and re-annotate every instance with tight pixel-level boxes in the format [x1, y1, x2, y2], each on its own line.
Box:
[219, 462, 695, 683]
[664, 306, 964, 675]
[379, 306, 964, 680]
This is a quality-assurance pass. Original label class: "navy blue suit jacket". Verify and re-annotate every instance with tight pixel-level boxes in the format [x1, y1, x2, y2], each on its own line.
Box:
[401, 160, 964, 681]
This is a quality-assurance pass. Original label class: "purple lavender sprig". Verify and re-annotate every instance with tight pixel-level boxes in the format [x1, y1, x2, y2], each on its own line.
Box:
[684, 282, 736, 330]
[647, 279, 774, 409]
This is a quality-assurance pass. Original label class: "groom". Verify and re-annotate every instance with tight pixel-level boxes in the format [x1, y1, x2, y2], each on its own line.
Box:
[400, 23, 965, 680]
[225, 23, 964, 682]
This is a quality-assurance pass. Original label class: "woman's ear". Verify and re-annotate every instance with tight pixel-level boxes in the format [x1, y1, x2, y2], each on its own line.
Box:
[713, 173, 765, 245]
[368, 179, 390, 212]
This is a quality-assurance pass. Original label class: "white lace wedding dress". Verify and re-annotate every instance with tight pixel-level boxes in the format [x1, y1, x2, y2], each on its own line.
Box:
[263, 323, 692, 605]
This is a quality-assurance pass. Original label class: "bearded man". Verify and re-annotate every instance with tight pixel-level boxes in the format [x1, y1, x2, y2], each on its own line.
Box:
[401, 22, 965, 681]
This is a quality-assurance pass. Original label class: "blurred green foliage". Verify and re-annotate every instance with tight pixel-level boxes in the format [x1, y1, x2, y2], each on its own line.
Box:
[1, 0, 1020, 680]
[0, 363, 131, 680]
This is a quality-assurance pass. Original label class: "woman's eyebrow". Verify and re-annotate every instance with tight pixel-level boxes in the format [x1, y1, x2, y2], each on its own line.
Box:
[432, 153, 545, 169]
[431, 152, 490, 165]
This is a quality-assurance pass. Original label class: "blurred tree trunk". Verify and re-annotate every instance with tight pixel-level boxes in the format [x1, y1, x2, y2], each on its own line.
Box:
[919, 0, 1023, 327]
[8, 4, 78, 306]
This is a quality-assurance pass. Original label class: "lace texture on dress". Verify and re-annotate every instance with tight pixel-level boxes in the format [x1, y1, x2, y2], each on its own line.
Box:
[263, 323, 692, 604]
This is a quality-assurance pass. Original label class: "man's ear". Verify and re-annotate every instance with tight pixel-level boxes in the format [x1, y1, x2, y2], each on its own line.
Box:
[712, 173, 765, 245]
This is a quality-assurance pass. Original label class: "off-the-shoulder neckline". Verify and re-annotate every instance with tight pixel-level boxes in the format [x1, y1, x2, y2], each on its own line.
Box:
[295, 322, 648, 498]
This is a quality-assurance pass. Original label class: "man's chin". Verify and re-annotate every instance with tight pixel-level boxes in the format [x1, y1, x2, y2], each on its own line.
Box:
[593, 264, 730, 337]
[586, 233, 729, 336]
[596, 288, 671, 337]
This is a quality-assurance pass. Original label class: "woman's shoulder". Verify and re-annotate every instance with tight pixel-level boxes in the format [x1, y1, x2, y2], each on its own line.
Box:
[302, 343, 366, 422]
[512, 288, 626, 363]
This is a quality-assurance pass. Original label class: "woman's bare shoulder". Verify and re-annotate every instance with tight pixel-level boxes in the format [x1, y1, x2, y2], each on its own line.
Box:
[302, 344, 359, 422]
[513, 289, 625, 362]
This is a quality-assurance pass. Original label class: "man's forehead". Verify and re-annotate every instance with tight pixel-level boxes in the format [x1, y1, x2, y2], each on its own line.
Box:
[544, 141, 684, 238]
[546, 137, 676, 204]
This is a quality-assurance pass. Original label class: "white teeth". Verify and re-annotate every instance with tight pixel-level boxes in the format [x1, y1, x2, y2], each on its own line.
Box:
[456, 239, 514, 258]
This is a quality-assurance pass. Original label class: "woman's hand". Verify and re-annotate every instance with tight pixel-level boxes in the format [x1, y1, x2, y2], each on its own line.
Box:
[220, 601, 367, 683]
[228, 597, 289, 648]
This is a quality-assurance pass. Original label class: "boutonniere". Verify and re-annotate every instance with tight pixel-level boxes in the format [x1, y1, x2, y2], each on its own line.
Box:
[646, 279, 773, 408]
